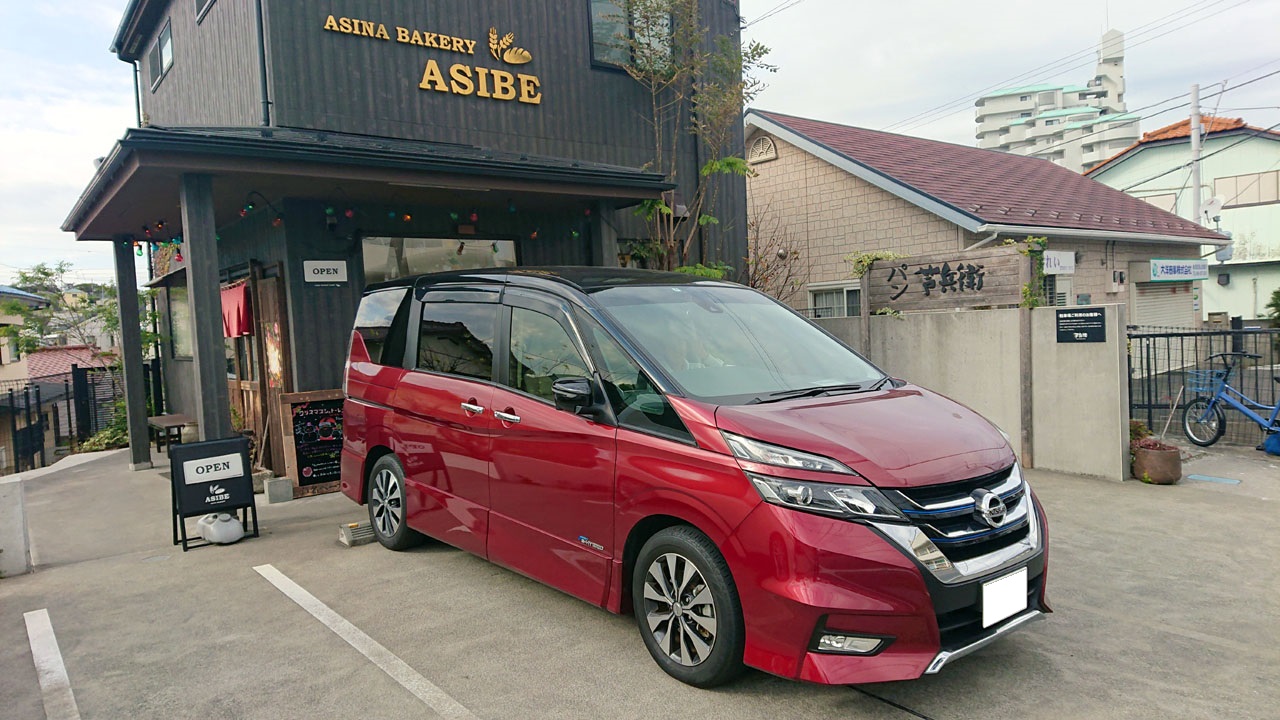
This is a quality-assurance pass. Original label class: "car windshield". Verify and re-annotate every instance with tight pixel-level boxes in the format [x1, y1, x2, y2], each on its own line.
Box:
[593, 284, 885, 403]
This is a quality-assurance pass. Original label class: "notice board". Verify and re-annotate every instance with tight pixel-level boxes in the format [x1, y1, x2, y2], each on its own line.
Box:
[280, 389, 345, 498]
[168, 436, 259, 551]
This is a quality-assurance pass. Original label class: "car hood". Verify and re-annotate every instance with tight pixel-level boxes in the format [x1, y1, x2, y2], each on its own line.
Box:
[713, 385, 1014, 488]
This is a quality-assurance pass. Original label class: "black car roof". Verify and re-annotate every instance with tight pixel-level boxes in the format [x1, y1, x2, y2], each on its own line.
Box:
[365, 266, 729, 300]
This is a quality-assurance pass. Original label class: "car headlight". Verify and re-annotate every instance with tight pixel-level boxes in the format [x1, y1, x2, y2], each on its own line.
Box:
[723, 432, 854, 474]
[747, 473, 906, 522]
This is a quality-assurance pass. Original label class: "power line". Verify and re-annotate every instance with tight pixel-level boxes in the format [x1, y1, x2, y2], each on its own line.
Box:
[881, 0, 1232, 131]
[1120, 120, 1280, 191]
[887, 0, 1251, 133]
[744, 0, 808, 28]
[1029, 67, 1280, 158]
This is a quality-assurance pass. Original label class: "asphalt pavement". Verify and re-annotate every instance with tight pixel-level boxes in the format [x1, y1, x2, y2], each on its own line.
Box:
[1, 446, 1276, 719]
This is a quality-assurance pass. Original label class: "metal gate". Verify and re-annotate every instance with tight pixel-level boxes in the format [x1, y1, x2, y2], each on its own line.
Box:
[1128, 326, 1280, 446]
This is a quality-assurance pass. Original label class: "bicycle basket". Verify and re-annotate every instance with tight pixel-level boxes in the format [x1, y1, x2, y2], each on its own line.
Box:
[1187, 369, 1228, 393]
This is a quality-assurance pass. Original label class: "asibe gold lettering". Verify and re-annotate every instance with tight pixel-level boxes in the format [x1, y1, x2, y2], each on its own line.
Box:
[518, 74, 542, 105]
[419, 60, 449, 93]
[449, 64, 475, 96]
[490, 70, 516, 101]
[475, 67, 492, 98]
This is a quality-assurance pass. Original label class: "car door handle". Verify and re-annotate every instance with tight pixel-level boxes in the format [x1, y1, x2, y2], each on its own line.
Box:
[494, 410, 521, 424]
[460, 402, 485, 415]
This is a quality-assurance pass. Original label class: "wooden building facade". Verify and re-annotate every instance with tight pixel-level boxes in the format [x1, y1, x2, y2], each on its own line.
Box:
[63, 0, 749, 484]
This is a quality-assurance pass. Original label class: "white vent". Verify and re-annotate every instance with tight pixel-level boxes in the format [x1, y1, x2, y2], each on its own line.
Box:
[748, 135, 778, 164]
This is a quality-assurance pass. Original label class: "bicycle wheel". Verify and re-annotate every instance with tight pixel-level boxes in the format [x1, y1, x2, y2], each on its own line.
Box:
[1183, 397, 1226, 447]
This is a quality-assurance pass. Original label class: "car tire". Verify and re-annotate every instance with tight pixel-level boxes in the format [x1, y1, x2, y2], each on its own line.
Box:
[367, 455, 424, 551]
[632, 526, 745, 688]
[1182, 397, 1226, 447]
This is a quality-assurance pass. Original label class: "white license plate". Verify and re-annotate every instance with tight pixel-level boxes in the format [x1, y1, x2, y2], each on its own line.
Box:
[982, 567, 1028, 628]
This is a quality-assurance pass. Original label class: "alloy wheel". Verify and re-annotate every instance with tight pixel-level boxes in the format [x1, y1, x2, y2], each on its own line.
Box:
[641, 552, 718, 667]
[370, 468, 403, 538]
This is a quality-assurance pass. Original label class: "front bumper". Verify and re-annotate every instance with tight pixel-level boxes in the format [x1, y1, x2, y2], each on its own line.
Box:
[724, 496, 1047, 685]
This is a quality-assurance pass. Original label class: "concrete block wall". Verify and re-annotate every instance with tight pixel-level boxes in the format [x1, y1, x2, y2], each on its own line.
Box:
[1030, 305, 1129, 481]
[857, 309, 1025, 461]
[0, 475, 32, 577]
[816, 305, 1131, 481]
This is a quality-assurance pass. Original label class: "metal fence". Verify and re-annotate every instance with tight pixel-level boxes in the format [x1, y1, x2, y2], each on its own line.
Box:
[1128, 327, 1279, 446]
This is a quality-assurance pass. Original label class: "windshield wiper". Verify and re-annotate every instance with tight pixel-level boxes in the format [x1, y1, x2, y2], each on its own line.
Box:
[750, 383, 867, 404]
[864, 376, 893, 392]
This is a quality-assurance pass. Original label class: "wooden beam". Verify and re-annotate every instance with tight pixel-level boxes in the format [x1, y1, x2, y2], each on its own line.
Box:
[112, 238, 152, 470]
[180, 173, 233, 441]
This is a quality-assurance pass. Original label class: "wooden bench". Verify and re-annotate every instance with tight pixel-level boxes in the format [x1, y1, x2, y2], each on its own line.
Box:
[147, 413, 192, 453]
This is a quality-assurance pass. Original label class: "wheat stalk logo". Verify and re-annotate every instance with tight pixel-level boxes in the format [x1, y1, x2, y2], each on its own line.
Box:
[488, 27, 532, 65]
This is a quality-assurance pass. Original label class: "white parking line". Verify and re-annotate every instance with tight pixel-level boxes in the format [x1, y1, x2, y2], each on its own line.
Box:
[253, 564, 479, 720]
[23, 609, 81, 720]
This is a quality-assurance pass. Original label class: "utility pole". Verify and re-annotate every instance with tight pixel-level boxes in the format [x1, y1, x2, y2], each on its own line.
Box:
[1190, 83, 1203, 226]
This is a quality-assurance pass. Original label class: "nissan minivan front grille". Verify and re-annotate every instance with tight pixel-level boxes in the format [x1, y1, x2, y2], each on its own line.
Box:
[885, 465, 1030, 564]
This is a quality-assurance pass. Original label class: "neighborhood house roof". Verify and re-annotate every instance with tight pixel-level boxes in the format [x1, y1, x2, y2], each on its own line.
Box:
[1, 285, 48, 308]
[1086, 116, 1280, 176]
[746, 109, 1228, 244]
[25, 345, 113, 380]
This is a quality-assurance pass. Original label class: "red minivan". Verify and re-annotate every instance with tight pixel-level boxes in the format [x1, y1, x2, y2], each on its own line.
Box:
[340, 267, 1048, 687]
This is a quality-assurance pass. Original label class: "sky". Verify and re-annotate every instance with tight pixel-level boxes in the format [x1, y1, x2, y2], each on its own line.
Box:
[1, 0, 1277, 287]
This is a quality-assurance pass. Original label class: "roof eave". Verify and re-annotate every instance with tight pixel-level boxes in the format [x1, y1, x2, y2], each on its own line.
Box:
[744, 111, 985, 233]
[974, 223, 1229, 247]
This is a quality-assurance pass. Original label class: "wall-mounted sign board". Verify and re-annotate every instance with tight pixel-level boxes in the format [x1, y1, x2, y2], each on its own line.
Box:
[304, 260, 349, 283]
[1056, 307, 1106, 343]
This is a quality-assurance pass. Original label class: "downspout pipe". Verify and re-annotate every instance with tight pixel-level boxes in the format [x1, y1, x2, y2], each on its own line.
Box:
[968, 231, 1000, 250]
[255, 0, 271, 127]
[132, 61, 142, 127]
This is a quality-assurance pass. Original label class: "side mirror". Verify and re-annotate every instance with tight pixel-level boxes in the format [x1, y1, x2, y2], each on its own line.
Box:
[552, 377, 593, 411]
[552, 376, 615, 424]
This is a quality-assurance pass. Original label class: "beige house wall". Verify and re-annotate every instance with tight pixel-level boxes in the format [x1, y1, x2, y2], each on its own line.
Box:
[747, 130, 1203, 319]
[748, 132, 981, 305]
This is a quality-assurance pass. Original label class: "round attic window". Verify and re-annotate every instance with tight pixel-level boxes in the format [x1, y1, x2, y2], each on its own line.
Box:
[748, 136, 778, 164]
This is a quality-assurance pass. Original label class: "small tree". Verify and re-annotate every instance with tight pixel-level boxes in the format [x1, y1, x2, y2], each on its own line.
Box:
[610, 0, 774, 269]
[1266, 287, 1280, 326]
[743, 202, 807, 304]
[0, 261, 160, 365]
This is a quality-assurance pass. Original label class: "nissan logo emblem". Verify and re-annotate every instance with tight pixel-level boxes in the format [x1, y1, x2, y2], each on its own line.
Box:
[971, 489, 1007, 528]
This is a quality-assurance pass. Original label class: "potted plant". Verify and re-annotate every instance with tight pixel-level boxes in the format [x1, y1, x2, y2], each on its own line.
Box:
[1130, 420, 1181, 484]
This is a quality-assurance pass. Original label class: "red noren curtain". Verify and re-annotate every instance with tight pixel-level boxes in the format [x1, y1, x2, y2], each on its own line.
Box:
[221, 282, 252, 337]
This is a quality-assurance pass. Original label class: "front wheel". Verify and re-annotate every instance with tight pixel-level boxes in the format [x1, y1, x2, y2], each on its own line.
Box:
[1183, 397, 1226, 447]
[632, 526, 745, 688]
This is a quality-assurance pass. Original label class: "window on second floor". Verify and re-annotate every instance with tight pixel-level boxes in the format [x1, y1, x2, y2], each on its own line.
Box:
[148, 21, 174, 89]
[808, 284, 862, 319]
[1215, 170, 1280, 209]
[591, 1, 631, 66]
[589, 0, 672, 69]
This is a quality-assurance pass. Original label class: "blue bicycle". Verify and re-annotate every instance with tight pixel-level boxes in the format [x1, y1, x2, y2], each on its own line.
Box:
[1182, 352, 1280, 447]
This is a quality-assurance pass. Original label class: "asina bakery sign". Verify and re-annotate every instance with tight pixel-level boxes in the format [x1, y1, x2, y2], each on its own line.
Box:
[323, 15, 543, 105]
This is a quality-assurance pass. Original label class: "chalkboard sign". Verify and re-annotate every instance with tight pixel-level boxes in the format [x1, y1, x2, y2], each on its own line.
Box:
[280, 389, 346, 498]
[169, 437, 259, 551]
[1056, 307, 1106, 343]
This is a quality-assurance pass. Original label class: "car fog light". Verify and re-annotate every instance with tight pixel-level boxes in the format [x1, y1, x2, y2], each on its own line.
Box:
[817, 634, 886, 655]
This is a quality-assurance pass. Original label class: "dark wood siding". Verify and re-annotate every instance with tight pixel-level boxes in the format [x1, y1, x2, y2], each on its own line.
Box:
[279, 197, 593, 392]
[140, 0, 262, 127]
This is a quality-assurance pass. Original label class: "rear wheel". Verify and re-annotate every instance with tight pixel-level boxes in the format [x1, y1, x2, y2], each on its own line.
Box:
[632, 526, 745, 688]
[1183, 397, 1226, 447]
[367, 455, 424, 550]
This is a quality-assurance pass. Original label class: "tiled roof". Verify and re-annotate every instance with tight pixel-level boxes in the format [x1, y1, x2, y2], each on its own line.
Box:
[750, 110, 1226, 242]
[26, 345, 113, 380]
[1086, 116, 1280, 175]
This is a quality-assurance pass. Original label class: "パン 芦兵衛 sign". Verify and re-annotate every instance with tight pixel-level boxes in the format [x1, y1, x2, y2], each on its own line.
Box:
[323, 15, 542, 106]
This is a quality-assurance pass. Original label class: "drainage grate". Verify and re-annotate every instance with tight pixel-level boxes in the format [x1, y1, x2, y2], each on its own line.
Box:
[338, 521, 376, 547]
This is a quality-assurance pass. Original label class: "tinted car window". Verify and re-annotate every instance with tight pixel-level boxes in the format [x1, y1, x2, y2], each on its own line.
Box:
[353, 288, 409, 365]
[583, 319, 692, 442]
[594, 285, 883, 402]
[418, 302, 499, 380]
[507, 307, 590, 402]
